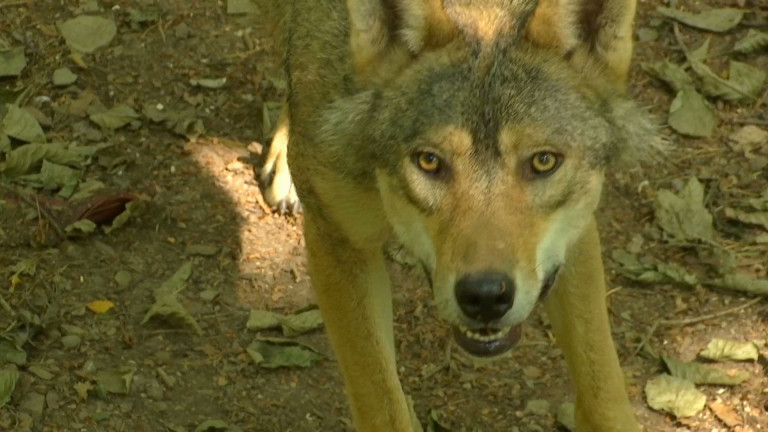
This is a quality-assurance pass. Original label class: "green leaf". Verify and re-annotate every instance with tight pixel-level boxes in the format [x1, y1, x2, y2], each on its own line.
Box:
[226, 0, 258, 15]
[2, 104, 46, 143]
[709, 274, 768, 296]
[279, 309, 324, 337]
[663, 356, 750, 385]
[689, 38, 711, 62]
[90, 104, 140, 130]
[52, 67, 78, 86]
[17, 160, 79, 191]
[94, 365, 136, 394]
[0, 340, 27, 366]
[724, 207, 768, 230]
[643, 61, 695, 93]
[0, 47, 27, 77]
[104, 199, 144, 233]
[611, 249, 699, 286]
[699, 338, 759, 361]
[65, 219, 97, 236]
[0, 365, 19, 408]
[194, 419, 229, 432]
[645, 374, 706, 418]
[556, 402, 576, 432]
[58, 16, 117, 53]
[141, 262, 203, 335]
[691, 60, 766, 102]
[668, 88, 717, 137]
[0, 143, 85, 177]
[657, 7, 743, 32]
[246, 309, 281, 331]
[654, 177, 716, 242]
[734, 29, 768, 54]
[247, 337, 322, 368]
[189, 78, 227, 89]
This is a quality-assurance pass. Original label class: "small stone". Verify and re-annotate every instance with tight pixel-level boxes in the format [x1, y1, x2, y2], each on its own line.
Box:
[114, 270, 133, 288]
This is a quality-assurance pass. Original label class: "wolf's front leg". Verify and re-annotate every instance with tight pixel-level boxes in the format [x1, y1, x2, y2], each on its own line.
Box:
[544, 219, 641, 432]
[303, 215, 418, 432]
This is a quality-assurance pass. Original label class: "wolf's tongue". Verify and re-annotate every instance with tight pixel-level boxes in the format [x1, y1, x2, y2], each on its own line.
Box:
[452, 325, 522, 357]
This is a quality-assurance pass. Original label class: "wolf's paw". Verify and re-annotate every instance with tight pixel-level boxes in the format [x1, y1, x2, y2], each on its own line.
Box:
[260, 154, 301, 214]
[259, 127, 301, 214]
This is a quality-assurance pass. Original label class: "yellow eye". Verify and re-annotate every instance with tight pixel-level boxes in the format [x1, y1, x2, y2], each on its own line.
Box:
[531, 152, 559, 174]
[416, 152, 441, 173]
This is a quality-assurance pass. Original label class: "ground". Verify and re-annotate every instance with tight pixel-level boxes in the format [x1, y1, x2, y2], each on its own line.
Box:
[0, 0, 767, 431]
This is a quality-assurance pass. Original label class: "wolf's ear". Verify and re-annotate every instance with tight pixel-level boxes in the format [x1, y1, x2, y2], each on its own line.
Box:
[527, 0, 637, 88]
[346, 0, 457, 86]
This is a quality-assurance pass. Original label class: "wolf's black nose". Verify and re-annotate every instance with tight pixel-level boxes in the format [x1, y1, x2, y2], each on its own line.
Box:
[455, 271, 514, 323]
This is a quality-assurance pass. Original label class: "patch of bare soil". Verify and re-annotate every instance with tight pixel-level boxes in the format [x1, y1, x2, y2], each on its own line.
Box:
[0, 1, 766, 432]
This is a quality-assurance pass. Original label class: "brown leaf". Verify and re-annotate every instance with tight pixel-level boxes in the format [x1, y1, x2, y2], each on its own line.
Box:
[72, 193, 137, 225]
[708, 400, 742, 427]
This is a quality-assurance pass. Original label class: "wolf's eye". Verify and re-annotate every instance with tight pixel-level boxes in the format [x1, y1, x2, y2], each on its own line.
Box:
[415, 151, 441, 174]
[530, 152, 560, 175]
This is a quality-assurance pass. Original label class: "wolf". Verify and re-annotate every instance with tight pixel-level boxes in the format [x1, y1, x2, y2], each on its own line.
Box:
[259, 0, 656, 430]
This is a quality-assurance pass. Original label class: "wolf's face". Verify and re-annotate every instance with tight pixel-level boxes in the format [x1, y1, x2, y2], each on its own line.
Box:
[360, 41, 651, 357]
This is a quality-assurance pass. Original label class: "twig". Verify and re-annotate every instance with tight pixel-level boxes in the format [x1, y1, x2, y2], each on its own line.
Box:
[0, 182, 66, 239]
[730, 118, 768, 127]
[660, 297, 763, 327]
[633, 297, 763, 357]
[0, 1, 29, 8]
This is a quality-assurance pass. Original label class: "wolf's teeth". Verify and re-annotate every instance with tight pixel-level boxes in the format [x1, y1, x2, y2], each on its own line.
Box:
[463, 326, 512, 342]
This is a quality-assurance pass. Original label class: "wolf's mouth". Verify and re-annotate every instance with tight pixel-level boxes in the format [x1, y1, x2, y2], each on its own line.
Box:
[452, 324, 522, 357]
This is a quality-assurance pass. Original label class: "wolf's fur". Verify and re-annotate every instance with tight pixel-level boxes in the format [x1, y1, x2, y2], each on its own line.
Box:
[260, 0, 655, 430]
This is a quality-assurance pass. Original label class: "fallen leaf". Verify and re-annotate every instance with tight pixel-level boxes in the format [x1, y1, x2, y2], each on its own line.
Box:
[86, 300, 115, 314]
[0, 340, 28, 366]
[226, 0, 258, 14]
[643, 61, 695, 92]
[189, 77, 227, 89]
[724, 207, 768, 230]
[645, 374, 706, 418]
[52, 67, 78, 86]
[611, 249, 699, 285]
[194, 419, 229, 432]
[0, 47, 27, 77]
[94, 365, 136, 394]
[668, 88, 717, 138]
[2, 104, 46, 143]
[72, 193, 137, 225]
[0, 365, 19, 408]
[246, 309, 281, 331]
[708, 400, 742, 427]
[657, 7, 743, 32]
[691, 60, 766, 102]
[699, 338, 759, 362]
[654, 177, 716, 242]
[247, 337, 322, 368]
[89, 104, 140, 130]
[58, 16, 117, 53]
[279, 309, 324, 337]
[728, 125, 768, 154]
[710, 274, 768, 296]
[73, 381, 93, 401]
[427, 409, 451, 432]
[556, 402, 576, 432]
[103, 198, 145, 233]
[0, 143, 84, 177]
[734, 29, 768, 54]
[141, 262, 202, 335]
[663, 356, 750, 385]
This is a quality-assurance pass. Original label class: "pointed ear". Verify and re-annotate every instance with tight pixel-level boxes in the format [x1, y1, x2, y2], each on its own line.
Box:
[527, 0, 637, 88]
[346, 0, 456, 86]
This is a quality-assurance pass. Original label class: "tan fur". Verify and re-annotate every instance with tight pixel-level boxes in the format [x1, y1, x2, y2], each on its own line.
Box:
[258, 0, 654, 430]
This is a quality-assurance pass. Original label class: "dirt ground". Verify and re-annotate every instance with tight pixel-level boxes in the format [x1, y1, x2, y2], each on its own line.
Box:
[1, 0, 767, 431]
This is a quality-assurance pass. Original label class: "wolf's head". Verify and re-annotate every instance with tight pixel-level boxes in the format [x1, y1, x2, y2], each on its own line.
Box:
[318, 0, 656, 357]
